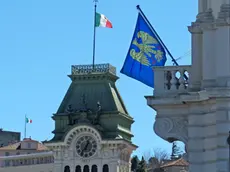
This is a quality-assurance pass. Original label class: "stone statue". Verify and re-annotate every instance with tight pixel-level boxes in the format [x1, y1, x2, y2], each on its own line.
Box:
[92, 101, 102, 125]
[66, 104, 74, 125]
[65, 96, 103, 126]
[78, 112, 90, 123]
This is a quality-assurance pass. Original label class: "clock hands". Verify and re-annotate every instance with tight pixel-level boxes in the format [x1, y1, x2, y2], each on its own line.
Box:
[84, 140, 90, 151]
[80, 140, 90, 156]
[76, 136, 97, 158]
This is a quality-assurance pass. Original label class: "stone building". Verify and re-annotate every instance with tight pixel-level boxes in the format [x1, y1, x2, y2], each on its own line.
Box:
[0, 129, 20, 147]
[0, 138, 53, 172]
[147, 158, 188, 172]
[146, 0, 230, 172]
[160, 158, 188, 172]
[44, 63, 137, 172]
[0, 152, 53, 172]
[0, 63, 137, 172]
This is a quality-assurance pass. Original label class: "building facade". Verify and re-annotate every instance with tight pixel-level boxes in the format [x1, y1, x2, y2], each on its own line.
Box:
[44, 63, 137, 172]
[146, 0, 230, 172]
[0, 129, 20, 147]
[0, 138, 52, 167]
[0, 138, 53, 172]
[0, 152, 53, 172]
[160, 158, 189, 172]
[0, 64, 137, 172]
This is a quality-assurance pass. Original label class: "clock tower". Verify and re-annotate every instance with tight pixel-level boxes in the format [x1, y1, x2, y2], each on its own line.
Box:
[44, 64, 137, 172]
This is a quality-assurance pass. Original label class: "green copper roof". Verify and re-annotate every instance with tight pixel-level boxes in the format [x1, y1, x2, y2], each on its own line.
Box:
[49, 64, 134, 142]
[56, 63, 128, 114]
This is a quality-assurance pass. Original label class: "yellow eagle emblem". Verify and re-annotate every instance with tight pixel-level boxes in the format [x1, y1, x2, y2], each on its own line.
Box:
[130, 31, 164, 66]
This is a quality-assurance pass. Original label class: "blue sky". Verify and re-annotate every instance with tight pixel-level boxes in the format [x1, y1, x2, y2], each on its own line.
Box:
[0, 1, 197, 157]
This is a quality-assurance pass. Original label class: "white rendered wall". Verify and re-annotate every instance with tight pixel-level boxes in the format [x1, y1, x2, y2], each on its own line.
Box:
[0, 164, 53, 172]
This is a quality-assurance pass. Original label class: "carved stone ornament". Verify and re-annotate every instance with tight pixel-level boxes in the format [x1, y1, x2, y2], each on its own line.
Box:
[154, 117, 188, 144]
[78, 112, 90, 123]
[216, 3, 230, 25]
[200, 8, 214, 23]
[92, 101, 102, 125]
[65, 98, 103, 127]
[64, 125, 102, 155]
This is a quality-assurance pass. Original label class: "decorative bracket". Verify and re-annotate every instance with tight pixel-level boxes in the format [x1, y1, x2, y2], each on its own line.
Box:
[154, 117, 188, 144]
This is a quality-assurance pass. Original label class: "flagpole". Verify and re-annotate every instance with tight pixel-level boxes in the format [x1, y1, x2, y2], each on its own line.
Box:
[136, 5, 188, 80]
[92, 0, 98, 70]
[24, 115, 27, 139]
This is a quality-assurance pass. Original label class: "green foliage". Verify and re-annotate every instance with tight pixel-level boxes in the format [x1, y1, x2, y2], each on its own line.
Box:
[136, 156, 147, 172]
[131, 155, 139, 172]
[171, 142, 183, 160]
[148, 157, 159, 169]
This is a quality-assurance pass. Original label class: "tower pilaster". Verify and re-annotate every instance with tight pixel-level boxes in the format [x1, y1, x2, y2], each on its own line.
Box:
[200, 9, 216, 88]
[215, 4, 230, 86]
[188, 22, 203, 90]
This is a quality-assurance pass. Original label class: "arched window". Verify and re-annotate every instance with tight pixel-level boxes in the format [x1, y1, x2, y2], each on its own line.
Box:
[64, 166, 70, 172]
[103, 164, 109, 172]
[92, 165, 97, 172]
[83, 165, 89, 172]
[76, 165, 81, 172]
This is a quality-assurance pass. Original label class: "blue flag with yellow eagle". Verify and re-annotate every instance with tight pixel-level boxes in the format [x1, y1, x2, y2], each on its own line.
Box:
[120, 13, 167, 88]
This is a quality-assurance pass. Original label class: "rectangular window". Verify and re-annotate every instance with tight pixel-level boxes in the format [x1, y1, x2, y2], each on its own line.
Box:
[28, 143, 31, 149]
[5, 160, 10, 167]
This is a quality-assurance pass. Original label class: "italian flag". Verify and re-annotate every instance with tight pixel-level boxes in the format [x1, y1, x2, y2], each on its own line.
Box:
[95, 12, 112, 28]
[26, 117, 32, 123]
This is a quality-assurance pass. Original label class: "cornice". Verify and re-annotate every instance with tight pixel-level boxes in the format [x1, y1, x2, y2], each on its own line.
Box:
[188, 22, 203, 34]
[216, 4, 230, 27]
[205, 87, 230, 98]
[191, 5, 230, 30]
[197, 9, 215, 23]
[200, 23, 216, 31]
[69, 63, 119, 82]
[0, 151, 53, 160]
[190, 9, 216, 31]
[68, 73, 119, 82]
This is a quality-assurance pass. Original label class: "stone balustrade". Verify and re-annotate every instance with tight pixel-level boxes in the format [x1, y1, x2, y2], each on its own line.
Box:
[0, 151, 54, 168]
[153, 65, 191, 97]
[71, 63, 116, 76]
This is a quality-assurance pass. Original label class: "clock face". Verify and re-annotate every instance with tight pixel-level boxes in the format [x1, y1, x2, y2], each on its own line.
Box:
[76, 135, 97, 158]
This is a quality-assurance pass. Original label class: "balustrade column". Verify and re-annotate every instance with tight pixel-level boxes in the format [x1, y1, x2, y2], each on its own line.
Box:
[178, 69, 186, 91]
[170, 70, 178, 91]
